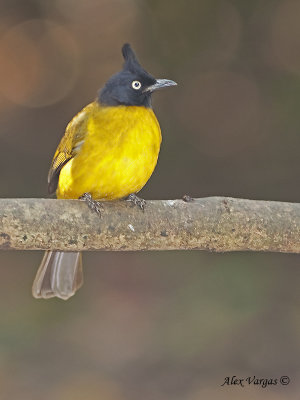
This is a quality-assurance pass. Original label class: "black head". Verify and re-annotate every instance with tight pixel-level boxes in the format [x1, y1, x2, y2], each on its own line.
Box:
[99, 44, 177, 107]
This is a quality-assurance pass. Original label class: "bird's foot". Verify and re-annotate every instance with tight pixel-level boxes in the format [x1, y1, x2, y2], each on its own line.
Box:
[182, 194, 194, 202]
[127, 193, 146, 210]
[79, 192, 103, 216]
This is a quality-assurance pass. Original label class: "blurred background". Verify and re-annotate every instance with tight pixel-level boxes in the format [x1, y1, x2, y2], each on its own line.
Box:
[0, 0, 299, 399]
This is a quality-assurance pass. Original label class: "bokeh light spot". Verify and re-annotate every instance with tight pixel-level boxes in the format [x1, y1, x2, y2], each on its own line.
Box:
[0, 19, 80, 107]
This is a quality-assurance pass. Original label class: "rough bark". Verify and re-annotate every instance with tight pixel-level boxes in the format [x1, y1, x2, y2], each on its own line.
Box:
[0, 197, 299, 253]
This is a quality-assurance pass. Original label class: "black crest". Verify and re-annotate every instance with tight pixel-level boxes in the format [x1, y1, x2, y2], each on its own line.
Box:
[121, 43, 153, 79]
[122, 43, 139, 65]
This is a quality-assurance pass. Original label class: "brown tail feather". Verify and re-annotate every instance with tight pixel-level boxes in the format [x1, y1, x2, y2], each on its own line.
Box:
[32, 251, 83, 300]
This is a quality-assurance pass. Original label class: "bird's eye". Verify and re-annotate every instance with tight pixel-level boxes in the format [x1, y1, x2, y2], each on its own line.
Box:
[132, 80, 142, 90]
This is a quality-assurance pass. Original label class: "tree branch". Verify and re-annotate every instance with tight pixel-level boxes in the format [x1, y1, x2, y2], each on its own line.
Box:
[0, 197, 299, 253]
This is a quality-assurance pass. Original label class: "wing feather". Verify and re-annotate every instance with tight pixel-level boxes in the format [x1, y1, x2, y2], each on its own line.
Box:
[47, 103, 95, 194]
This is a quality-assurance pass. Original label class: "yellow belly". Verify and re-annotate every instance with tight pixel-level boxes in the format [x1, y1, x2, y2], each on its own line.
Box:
[57, 105, 161, 200]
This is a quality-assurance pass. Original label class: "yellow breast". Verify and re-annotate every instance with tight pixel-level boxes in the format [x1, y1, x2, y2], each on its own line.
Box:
[57, 103, 162, 200]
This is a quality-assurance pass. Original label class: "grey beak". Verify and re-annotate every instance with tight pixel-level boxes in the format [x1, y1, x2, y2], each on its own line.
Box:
[144, 79, 177, 93]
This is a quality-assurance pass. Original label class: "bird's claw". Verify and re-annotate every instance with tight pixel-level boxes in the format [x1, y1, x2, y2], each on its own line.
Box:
[127, 193, 146, 210]
[80, 192, 103, 216]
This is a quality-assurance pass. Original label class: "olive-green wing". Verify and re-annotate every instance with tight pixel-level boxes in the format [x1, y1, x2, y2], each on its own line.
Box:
[48, 103, 95, 194]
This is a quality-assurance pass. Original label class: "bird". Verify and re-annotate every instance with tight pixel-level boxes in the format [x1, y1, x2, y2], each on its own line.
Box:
[32, 43, 177, 300]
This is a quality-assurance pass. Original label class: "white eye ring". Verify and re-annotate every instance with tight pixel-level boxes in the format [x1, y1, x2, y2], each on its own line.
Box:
[132, 80, 142, 90]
